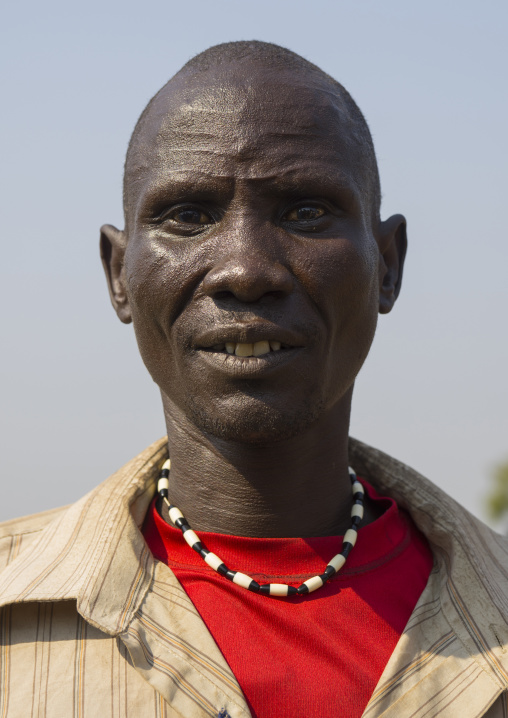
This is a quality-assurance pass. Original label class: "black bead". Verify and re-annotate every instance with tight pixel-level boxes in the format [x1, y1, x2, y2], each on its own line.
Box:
[160, 468, 170, 478]
[342, 543, 352, 558]
[225, 570, 236, 582]
[217, 563, 229, 577]
[318, 573, 331, 584]
[192, 542, 204, 554]
[354, 498, 363, 505]
[287, 586, 298, 596]
[258, 584, 271, 594]
[351, 516, 362, 527]
[175, 518, 189, 530]
[159, 488, 169, 498]
[353, 491, 363, 501]
[322, 565, 336, 579]
[297, 584, 309, 595]
[199, 548, 209, 559]
[248, 580, 260, 593]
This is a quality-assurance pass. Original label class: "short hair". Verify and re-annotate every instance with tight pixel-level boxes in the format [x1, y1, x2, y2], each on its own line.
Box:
[123, 41, 381, 224]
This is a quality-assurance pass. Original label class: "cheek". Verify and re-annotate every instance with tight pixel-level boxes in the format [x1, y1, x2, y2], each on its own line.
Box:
[334, 240, 380, 347]
[299, 236, 379, 320]
[123, 237, 186, 383]
[303, 238, 380, 392]
[124, 234, 200, 327]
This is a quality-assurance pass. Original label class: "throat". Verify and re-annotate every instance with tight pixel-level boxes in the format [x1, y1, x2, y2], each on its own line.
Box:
[162, 441, 356, 538]
[162, 389, 360, 537]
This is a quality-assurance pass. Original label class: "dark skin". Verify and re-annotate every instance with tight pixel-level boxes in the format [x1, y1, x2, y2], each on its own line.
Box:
[101, 62, 407, 538]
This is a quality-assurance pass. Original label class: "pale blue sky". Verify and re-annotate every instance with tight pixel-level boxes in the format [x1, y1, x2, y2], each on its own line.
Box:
[1, 0, 507, 524]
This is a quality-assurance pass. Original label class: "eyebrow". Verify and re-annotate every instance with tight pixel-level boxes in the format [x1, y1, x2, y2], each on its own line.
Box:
[135, 164, 363, 207]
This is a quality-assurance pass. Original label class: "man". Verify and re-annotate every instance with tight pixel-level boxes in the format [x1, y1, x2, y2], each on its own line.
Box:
[1, 40, 508, 717]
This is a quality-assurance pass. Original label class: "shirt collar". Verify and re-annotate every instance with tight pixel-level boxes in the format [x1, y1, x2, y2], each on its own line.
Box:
[350, 438, 508, 691]
[2, 433, 508, 684]
[0, 437, 167, 635]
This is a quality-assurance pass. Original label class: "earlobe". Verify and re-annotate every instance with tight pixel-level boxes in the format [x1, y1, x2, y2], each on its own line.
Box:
[377, 214, 407, 315]
[100, 224, 132, 324]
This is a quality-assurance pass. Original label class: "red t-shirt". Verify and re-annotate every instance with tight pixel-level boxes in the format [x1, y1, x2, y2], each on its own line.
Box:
[143, 480, 433, 718]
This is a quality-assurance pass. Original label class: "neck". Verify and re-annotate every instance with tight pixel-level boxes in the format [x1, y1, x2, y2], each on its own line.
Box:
[161, 391, 370, 538]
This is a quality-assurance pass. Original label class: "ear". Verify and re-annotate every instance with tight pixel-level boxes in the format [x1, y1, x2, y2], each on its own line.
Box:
[377, 214, 407, 315]
[100, 224, 132, 324]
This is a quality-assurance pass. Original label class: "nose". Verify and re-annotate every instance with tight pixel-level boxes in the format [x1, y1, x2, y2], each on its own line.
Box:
[202, 239, 294, 303]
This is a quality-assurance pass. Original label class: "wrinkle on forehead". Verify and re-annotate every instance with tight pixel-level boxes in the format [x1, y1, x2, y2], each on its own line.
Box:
[124, 67, 375, 224]
[161, 72, 356, 144]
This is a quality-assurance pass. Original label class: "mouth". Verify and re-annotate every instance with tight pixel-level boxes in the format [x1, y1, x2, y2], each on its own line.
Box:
[194, 324, 306, 357]
[201, 340, 290, 357]
[193, 328, 306, 377]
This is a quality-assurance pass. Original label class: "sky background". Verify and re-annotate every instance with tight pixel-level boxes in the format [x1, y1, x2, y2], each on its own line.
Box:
[1, 0, 506, 526]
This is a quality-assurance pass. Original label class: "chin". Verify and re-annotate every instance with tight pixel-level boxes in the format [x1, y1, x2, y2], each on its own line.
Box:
[185, 394, 326, 446]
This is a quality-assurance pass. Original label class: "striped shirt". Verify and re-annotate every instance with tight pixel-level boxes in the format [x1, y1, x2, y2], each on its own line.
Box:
[1, 437, 508, 717]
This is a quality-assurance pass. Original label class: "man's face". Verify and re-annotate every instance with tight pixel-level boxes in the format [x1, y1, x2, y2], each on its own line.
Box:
[115, 67, 395, 443]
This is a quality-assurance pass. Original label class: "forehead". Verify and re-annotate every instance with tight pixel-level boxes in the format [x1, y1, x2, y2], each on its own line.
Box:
[126, 67, 368, 211]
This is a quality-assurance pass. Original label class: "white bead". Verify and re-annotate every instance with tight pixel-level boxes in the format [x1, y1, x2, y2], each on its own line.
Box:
[352, 481, 364, 495]
[233, 572, 254, 589]
[303, 576, 324, 593]
[158, 477, 169, 491]
[343, 528, 358, 547]
[162, 459, 171, 470]
[269, 584, 289, 596]
[204, 552, 223, 571]
[348, 466, 356, 476]
[183, 529, 200, 548]
[351, 504, 364, 519]
[168, 506, 184, 524]
[328, 553, 346, 572]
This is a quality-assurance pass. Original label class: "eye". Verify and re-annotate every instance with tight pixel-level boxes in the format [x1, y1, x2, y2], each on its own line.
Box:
[166, 205, 213, 226]
[283, 205, 326, 222]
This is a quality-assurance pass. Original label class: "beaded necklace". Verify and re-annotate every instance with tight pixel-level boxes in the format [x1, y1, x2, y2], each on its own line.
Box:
[157, 459, 365, 598]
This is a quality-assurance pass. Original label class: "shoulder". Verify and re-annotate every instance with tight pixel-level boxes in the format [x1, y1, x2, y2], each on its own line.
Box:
[351, 437, 508, 615]
[0, 505, 68, 571]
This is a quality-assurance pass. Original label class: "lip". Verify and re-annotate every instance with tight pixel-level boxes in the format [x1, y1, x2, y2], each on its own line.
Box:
[193, 323, 306, 349]
[194, 344, 304, 377]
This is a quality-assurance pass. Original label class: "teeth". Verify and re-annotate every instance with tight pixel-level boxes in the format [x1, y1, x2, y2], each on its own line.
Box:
[253, 340, 270, 356]
[213, 340, 285, 357]
[235, 342, 253, 357]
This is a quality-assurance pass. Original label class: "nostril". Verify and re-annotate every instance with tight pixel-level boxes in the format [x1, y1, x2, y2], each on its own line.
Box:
[213, 290, 235, 301]
[202, 256, 293, 303]
[212, 288, 288, 304]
